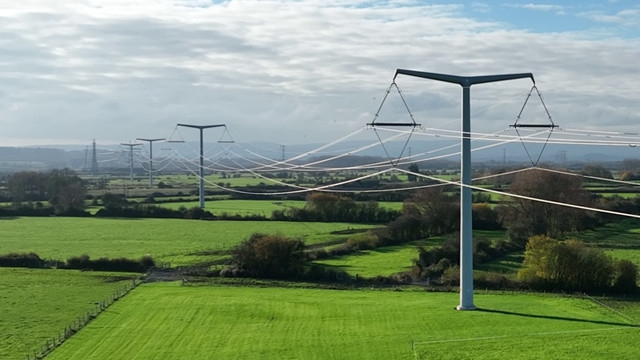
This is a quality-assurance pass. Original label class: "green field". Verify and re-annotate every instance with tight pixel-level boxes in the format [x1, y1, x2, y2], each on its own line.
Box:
[0, 217, 377, 266]
[571, 219, 640, 248]
[46, 282, 640, 360]
[156, 199, 305, 216]
[606, 249, 640, 267]
[150, 199, 403, 216]
[314, 239, 440, 278]
[0, 268, 138, 360]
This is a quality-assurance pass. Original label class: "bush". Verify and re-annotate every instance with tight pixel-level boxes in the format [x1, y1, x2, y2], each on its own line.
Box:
[345, 232, 380, 250]
[518, 236, 614, 292]
[0, 252, 46, 268]
[613, 259, 639, 293]
[229, 233, 306, 279]
[63, 254, 154, 273]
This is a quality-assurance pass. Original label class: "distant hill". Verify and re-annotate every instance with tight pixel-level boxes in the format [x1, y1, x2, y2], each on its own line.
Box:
[0, 139, 635, 173]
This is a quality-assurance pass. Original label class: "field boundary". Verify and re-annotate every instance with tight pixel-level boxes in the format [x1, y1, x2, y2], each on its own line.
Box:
[583, 293, 638, 324]
[411, 326, 639, 360]
[26, 278, 143, 360]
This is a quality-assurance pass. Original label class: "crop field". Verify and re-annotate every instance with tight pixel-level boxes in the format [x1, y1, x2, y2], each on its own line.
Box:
[0, 217, 377, 266]
[0, 268, 138, 360]
[46, 282, 640, 360]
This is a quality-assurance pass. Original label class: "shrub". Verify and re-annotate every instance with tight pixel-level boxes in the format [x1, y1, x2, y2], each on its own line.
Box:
[613, 259, 639, 293]
[518, 236, 615, 292]
[0, 252, 46, 268]
[63, 254, 154, 273]
[229, 233, 305, 279]
[345, 232, 380, 250]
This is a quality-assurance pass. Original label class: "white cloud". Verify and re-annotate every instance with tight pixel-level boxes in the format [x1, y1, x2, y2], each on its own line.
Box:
[0, 0, 638, 149]
[579, 7, 640, 27]
[520, 3, 564, 12]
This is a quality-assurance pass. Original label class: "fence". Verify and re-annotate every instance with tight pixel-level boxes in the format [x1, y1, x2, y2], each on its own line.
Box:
[25, 278, 143, 360]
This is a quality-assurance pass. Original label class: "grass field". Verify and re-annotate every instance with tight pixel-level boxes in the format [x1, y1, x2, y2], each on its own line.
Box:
[46, 282, 640, 360]
[0, 268, 138, 360]
[0, 217, 377, 266]
[151, 199, 403, 215]
[606, 249, 640, 267]
[314, 238, 440, 278]
[571, 218, 640, 248]
[156, 199, 304, 216]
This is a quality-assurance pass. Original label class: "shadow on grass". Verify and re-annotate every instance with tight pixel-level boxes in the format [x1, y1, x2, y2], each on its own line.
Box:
[476, 308, 639, 328]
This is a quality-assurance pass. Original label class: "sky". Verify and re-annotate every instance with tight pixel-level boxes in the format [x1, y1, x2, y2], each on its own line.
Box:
[0, 0, 638, 149]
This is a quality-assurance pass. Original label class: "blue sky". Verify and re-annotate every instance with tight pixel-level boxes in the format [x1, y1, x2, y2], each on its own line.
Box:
[0, 0, 638, 149]
[466, 1, 638, 36]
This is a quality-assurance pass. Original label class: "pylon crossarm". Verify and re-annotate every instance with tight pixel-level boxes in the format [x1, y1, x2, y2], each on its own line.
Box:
[368, 82, 420, 128]
[510, 85, 558, 166]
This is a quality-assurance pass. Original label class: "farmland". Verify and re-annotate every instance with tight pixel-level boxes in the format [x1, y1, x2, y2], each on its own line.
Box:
[0, 217, 377, 266]
[3, 167, 640, 360]
[46, 282, 640, 360]
[0, 268, 138, 360]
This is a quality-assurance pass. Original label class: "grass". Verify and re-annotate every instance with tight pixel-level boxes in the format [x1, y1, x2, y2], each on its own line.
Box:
[314, 238, 441, 278]
[570, 218, 640, 248]
[156, 199, 305, 216]
[47, 282, 640, 360]
[139, 198, 402, 216]
[476, 252, 525, 276]
[313, 231, 509, 278]
[0, 268, 138, 360]
[0, 217, 377, 266]
[605, 248, 640, 267]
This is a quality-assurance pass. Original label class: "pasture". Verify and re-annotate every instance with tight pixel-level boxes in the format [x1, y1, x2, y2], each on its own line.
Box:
[46, 282, 640, 360]
[0, 217, 377, 266]
[314, 238, 440, 278]
[0, 268, 138, 360]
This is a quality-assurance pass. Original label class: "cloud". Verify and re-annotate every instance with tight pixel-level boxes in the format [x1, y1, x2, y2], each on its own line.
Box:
[579, 7, 640, 27]
[504, 2, 564, 14]
[520, 3, 564, 12]
[0, 0, 638, 149]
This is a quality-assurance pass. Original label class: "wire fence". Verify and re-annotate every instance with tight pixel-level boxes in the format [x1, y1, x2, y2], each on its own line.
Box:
[24, 278, 143, 360]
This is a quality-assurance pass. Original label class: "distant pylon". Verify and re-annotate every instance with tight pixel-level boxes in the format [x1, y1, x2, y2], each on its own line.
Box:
[91, 139, 98, 174]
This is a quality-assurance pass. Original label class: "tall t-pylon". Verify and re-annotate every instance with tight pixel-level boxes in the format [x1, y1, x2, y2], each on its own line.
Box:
[136, 138, 165, 188]
[121, 142, 143, 181]
[394, 69, 535, 311]
[177, 124, 226, 209]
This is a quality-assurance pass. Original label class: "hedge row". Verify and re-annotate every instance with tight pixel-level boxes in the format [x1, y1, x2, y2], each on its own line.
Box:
[0, 252, 154, 273]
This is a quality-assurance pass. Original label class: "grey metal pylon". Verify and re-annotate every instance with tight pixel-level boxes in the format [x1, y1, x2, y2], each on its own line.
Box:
[176, 124, 226, 209]
[394, 69, 535, 310]
[120, 142, 143, 181]
[136, 138, 165, 188]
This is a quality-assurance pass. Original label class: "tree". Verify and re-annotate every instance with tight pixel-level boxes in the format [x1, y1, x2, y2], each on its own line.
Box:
[518, 235, 614, 291]
[7, 171, 47, 204]
[47, 168, 87, 213]
[581, 164, 613, 179]
[403, 187, 459, 236]
[101, 193, 128, 209]
[504, 169, 594, 237]
[613, 259, 638, 292]
[407, 164, 419, 182]
[621, 158, 640, 173]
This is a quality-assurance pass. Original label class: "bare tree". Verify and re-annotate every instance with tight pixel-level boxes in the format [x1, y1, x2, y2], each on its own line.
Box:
[504, 169, 594, 237]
